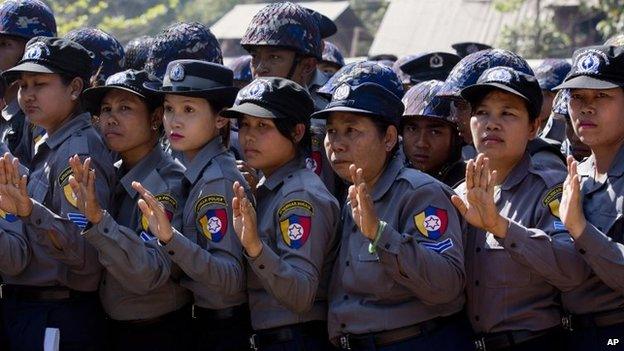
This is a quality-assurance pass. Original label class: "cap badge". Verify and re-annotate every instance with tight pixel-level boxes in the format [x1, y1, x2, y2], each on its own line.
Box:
[575, 49, 608, 75]
[429, 54, 443, 68]
[169, 63, 185, 82]
[333, 84, 350, 100]
[106, 72, 127, 85]
[240, 79, 269, 101]
[485, 67, 513, 83]
[24, 42, 49, 60]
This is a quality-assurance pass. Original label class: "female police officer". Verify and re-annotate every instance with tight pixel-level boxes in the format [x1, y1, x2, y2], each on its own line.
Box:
[318, 63, 473, 350]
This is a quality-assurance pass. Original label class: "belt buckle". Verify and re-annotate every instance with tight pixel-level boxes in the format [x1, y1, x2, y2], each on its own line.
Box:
[562, 314, 573, 332]
[249, 334, 258, 351]
[474, 337, 487, 351]
[339, 335, 351, 350]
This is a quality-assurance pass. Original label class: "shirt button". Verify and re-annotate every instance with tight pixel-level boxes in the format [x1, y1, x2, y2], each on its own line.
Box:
[345, 261, 350, 266]
[510, 243, 517, 248]
[384, 243, 390, 249]
[36, 219, 42, 225]
[579, 249, 586, 255]
[340, 323, 346, 329]
[476, 247, 481, 253]
[475, 280, 480, 286]
[474, 315, 480, 321]
[168, 251, 174, 255]
[103, 228, 109, 234]
[343, 295, 349, 300]
[259, 264, 265, 270]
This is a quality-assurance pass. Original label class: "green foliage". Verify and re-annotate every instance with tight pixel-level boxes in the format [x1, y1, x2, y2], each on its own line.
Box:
[596, 0, 624, 39]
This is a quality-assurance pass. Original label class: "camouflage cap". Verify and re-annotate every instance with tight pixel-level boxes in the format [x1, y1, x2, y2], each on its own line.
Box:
[0, 0, 56, 39]
[402, 80, 455, 125]
[241, 2, 322, 59]
[321, 41, 345, 69]
[317, 60, 404, 99]
[145, 22, 223, 80]
[65, 27, 125, 85]
[437, 48, 534, 99]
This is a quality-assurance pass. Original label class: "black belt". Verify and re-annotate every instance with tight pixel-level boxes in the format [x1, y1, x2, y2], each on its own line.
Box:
[192, 303, 248, 321]
[338, 314, 457, 350]
[474, 326, 560, 351]
[250, 320, 327, 350]
[564, 309, 624, 330]
[0, 284, 97, 302]
[111, 305, 190, 328]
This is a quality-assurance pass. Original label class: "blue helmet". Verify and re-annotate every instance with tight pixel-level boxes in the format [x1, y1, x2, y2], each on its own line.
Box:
[0, 0, 56, 39]
[402, 80, 454, 125]
[535, 58, 571, 91]
[145, 22, 223, 80]
[317, 61, 404, 99]
[65, 27, 124, 85]
[437, 49, 534, 98]
[241, 2, 322, 59]
[552, 88, 570, 117]
[227, 55, 252, 82]
[321, 41, 345, 68]
[124, 35, 153, 71]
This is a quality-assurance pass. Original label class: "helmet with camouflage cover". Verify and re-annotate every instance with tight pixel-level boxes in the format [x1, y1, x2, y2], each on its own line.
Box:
[241, 2, 322, 59]
[317, 60, 404, 99]
[145, 22, 223, 80]
[124, 35, 153, 70]
[535, 58, 571, 91]
[437, 48, 534, 99]
[321, 41, 345, 69]
[0, 0, 56, 39]
[402, 80, 455, 125]
[65, 27, 124, 85]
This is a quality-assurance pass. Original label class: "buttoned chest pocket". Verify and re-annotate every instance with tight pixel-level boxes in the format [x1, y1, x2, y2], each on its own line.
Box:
[28, 170, 50, 204]
[345, 241, 399, 298]
[483, 234, 532, 288]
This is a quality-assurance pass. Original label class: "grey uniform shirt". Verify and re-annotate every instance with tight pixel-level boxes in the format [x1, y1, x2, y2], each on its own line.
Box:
[457, 153, 587, 334]
[9, 113, 115, 291]
[83, 146, 191, 320]
[562, 144, 624, 315]
[328, 155, 466, 340]
[160, 137, 249, 310]
[246, 156, 340, 331]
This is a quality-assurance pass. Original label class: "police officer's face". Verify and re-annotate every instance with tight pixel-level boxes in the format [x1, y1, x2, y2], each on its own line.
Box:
[249, 47, 316, 86]
[402, 117, 454, 173]
[0, 34, 26, 72]
[17, 72, 82, 134]
[98, 89, 159, 159]
[568, 88, 624, 149]
[470, 90, 539, 167]
[325, 112, 398, 186]
[238, 115, 300, 175]
[163, 94, 228, 161]
[450, 99, 472, 144]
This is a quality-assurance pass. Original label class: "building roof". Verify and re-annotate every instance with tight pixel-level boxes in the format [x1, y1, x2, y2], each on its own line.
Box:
[211, 1, 351, 40]
[369, 0, 540, 57]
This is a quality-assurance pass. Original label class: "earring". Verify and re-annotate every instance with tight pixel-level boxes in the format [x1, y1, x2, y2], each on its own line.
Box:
[151, 124, 159, 131]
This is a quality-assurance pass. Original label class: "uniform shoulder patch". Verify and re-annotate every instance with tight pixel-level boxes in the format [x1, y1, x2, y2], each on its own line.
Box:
[0, 210, 18, 223]
[278, 200, 314, 218]
[194, 194, 228, 243]
[541, 184, 563, 218]
[194, 194, 227, 214]
[414, 206, 448, 240]
[58, 167, 78, 207]
[140, 194, 176, 241]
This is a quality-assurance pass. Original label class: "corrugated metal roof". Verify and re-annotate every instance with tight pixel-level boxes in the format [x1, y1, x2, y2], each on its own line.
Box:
[211, 1, 351, 40]
[369, 0, 541, 57]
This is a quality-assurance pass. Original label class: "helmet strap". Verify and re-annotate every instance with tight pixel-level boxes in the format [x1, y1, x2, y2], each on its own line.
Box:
[286, 54, 302, 81]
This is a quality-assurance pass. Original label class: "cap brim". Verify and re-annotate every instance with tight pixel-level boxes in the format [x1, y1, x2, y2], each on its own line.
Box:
[2, 62, 57, 82]
[221, 102, 286, 120]
[553, 75, 623, 90]
[461, 83, 530, 104]
[143, 82, 238, 105]
[311, 106, 378, 119]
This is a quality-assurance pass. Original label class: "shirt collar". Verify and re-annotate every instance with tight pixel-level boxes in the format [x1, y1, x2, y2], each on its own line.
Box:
[500, 152, 531, 191]
[45, 112, 92, 150]
[577, 142, 624, 178]
[257, 156, 305, 191]
[119, 145, 167, 198]
[184, 136, 227, 184]
[371, 154, 405, 201]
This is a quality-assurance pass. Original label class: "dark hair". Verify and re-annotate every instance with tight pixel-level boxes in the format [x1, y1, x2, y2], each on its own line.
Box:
[59, 73, 88, 114]
[370, 116, 400, 156]
[470, 87, 537, 122]
[274, 117, 311, 153]
[207, 98, 232, 148]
